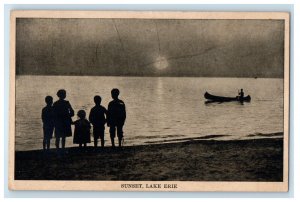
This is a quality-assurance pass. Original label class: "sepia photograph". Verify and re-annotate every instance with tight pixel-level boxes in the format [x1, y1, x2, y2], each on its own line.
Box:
[9, 11, 289, 191]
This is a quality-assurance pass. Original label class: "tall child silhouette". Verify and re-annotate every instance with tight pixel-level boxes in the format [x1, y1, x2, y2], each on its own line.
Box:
[53, 89, 74, 150]
[107, 89, 126, 147]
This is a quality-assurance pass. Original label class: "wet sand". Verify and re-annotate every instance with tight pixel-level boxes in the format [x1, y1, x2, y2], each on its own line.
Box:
[15, 137, 283, 181]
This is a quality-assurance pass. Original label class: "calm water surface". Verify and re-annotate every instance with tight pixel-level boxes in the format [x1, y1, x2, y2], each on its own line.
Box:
[16, 76, 283, 151]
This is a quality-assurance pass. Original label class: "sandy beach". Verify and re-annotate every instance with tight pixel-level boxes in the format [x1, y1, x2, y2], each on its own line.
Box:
[15, 137, 283, 181]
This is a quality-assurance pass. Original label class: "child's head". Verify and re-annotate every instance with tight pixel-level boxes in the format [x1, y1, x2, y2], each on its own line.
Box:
[77, 110, 86, 119]
[94, 95, 102, 105]
[57, 89, 66, 100]
[111, 88, 120, 100]
[45, 96, 53, 105]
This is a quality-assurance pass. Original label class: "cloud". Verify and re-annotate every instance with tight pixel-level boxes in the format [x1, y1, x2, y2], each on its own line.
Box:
[16, 18, 284, 77]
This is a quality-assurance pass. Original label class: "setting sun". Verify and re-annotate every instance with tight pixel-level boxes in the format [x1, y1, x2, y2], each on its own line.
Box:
[154, 56, 168, 70]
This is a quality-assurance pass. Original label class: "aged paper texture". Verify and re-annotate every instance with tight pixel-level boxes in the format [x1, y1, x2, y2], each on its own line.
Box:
[9, 11, 289, 191]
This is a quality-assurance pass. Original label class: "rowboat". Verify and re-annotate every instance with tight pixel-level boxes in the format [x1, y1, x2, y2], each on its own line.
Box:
[204, 92, 251, 102]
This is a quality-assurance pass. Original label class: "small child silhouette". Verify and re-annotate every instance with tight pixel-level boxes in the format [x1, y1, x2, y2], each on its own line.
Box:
[41, 96, 54, 150]
[73, 110, 91, 148]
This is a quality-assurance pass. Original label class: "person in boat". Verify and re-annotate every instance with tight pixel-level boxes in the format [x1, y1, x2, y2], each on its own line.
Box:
[41, 96, 54, 151]
[238, 89, 244, 101]
[107, 88, 126, 148]
[89, 95, 107, 148]
[53, 89, 74, 150]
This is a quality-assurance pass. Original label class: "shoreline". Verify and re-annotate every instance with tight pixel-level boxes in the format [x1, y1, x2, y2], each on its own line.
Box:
[15, 137, 283, 181]
[15, 131, 283, 152]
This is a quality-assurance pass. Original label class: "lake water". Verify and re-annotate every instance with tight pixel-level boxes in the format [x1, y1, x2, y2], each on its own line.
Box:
[15, 76, 283, 151]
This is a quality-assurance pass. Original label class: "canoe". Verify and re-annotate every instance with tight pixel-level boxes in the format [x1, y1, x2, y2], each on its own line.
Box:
[204, 92, 251, 102]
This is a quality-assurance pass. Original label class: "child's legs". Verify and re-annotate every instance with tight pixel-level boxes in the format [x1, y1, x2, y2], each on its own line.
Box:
[44, 127, 53, 149]
[55, 138, 60, 148]
[94, 136, 98, 147]
[55, 137, 65, 149]
[109, 126, 116, 147]
[100, 136, 104, 147]
[43, 138, 46, 150]
[61, 137, 66, 148]
[93, 128, 97, 147]
[117, 125, 124, 147]
[43, 128, 46, 150]
[46, 138, 51, 149]
[100, 129, 105, 147]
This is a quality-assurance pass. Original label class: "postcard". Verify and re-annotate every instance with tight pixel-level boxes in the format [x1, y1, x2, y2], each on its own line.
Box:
[9, 11, 289, 191]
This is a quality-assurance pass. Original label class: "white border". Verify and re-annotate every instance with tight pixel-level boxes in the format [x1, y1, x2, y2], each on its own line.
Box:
[8, 11, 290, 192]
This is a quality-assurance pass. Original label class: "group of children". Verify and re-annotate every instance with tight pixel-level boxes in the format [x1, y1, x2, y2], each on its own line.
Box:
[41, 88, 126, 151]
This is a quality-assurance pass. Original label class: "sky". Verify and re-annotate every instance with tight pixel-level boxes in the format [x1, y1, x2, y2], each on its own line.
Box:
[16, 18, 284, 77]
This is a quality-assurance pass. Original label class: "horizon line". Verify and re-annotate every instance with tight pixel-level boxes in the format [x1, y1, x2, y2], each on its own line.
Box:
[15, 74, 284, 79]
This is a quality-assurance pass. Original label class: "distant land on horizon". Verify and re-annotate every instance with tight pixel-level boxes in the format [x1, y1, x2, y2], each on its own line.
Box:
[16, 72, 283, 78]
[16, 18, 284, 78]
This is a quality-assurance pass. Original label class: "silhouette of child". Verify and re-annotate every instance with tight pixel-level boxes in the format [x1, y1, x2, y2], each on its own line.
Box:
[41, 96, 54, 150]
[89, 96, 107, 148]
[73, 110, 91, 148]
[53, 89, 74, 150]
[107, 88, 126, 148]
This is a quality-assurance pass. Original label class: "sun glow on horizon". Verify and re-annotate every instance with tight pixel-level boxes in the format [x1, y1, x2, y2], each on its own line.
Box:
[154, 56, 168, 70]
